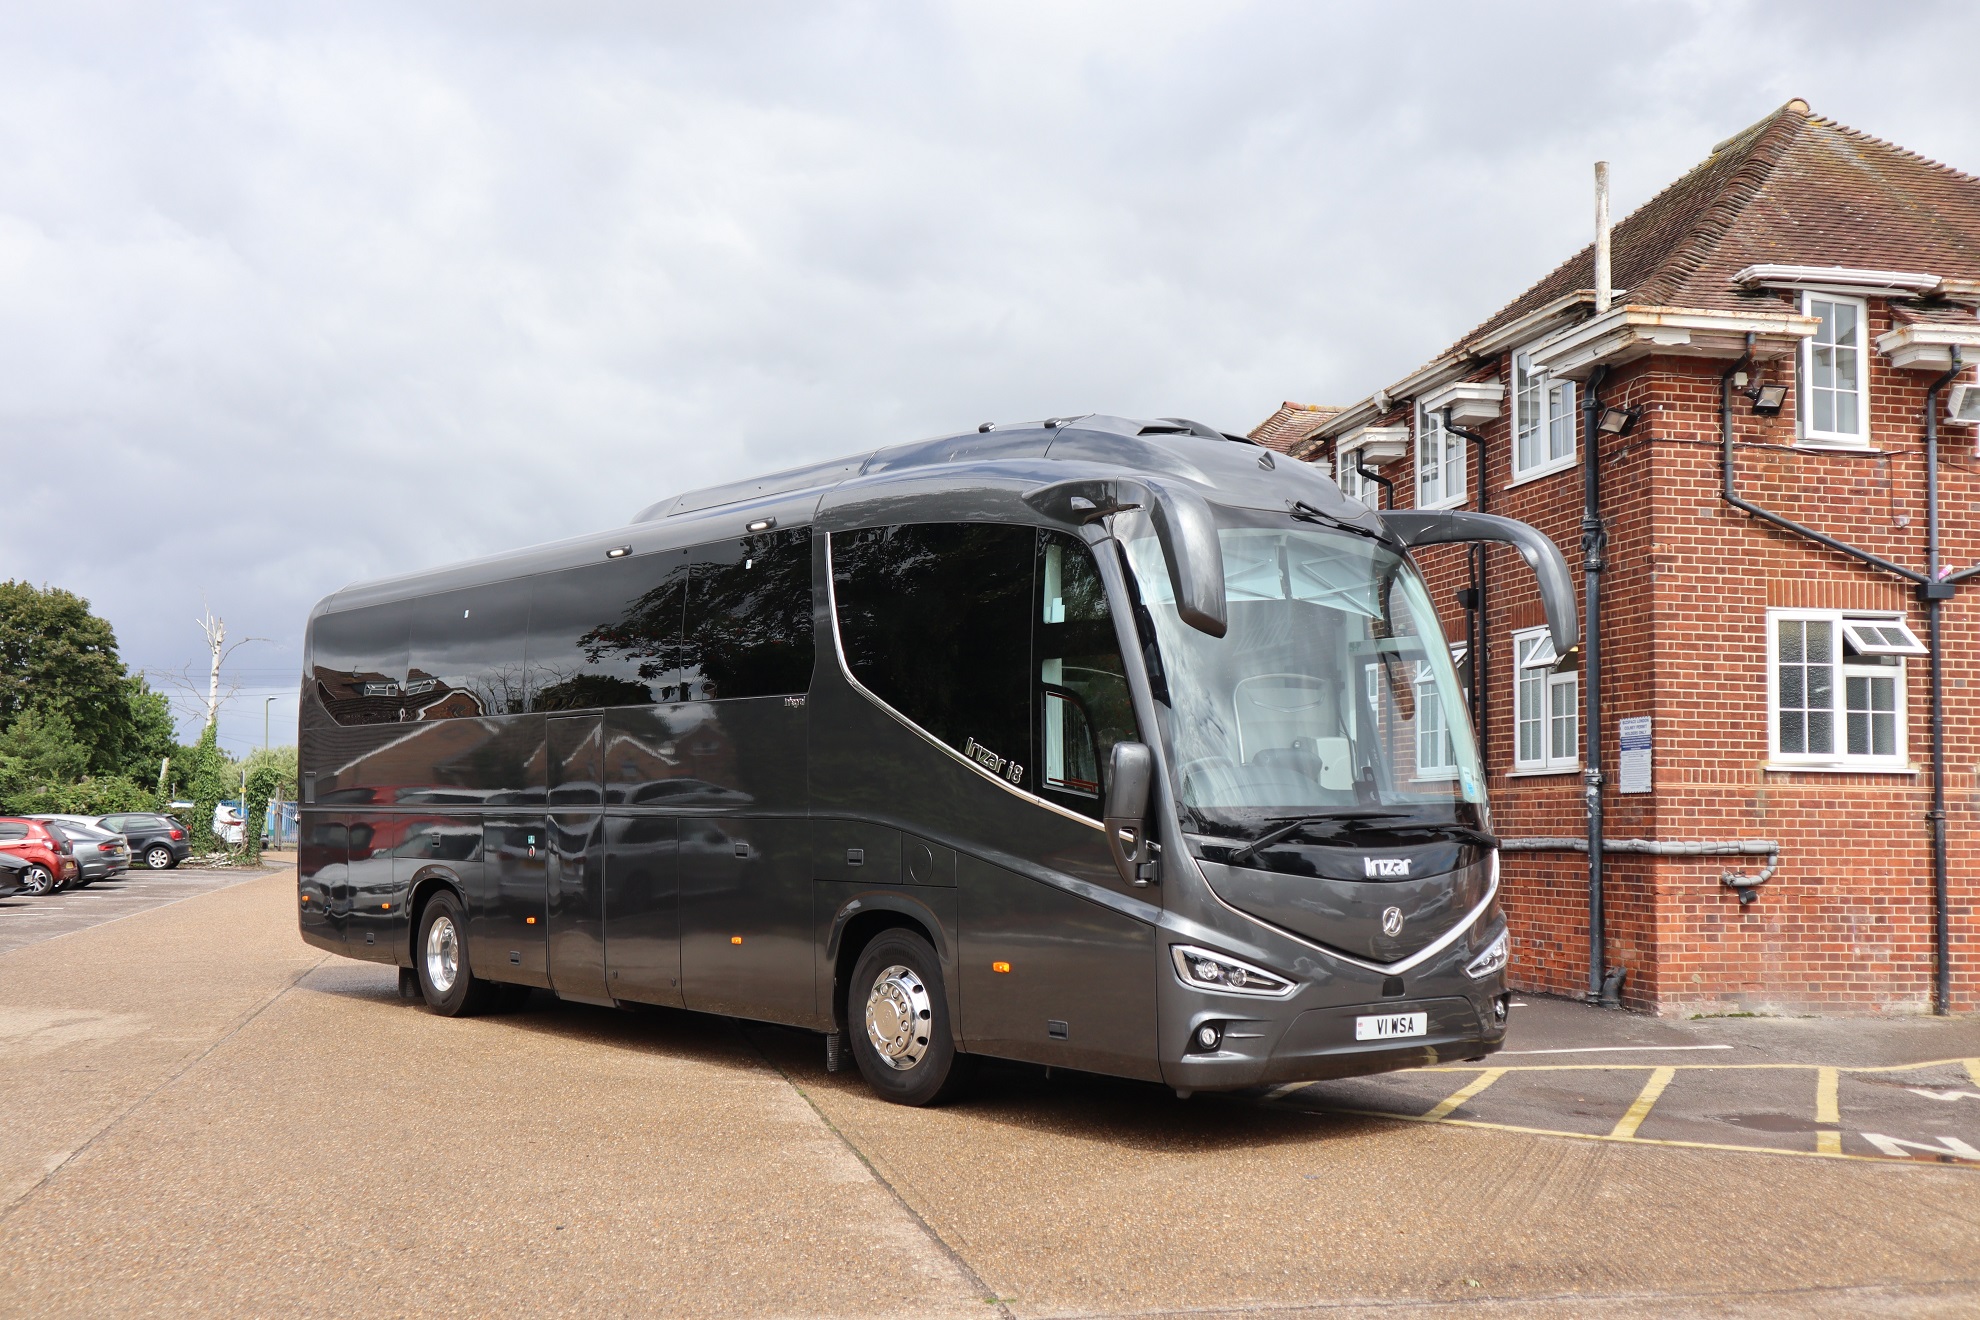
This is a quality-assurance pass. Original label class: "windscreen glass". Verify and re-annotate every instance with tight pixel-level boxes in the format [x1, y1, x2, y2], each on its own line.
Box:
[1119, 508, 1482, 842]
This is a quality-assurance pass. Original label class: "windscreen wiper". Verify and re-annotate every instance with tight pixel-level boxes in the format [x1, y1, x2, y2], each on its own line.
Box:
[1289, 500, 1382, 539]
[1223, 811, 1409, 864]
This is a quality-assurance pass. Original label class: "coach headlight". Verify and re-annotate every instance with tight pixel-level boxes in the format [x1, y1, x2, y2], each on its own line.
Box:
[1465, 929, 1510, 980]
[1171, 945, 1294, 997]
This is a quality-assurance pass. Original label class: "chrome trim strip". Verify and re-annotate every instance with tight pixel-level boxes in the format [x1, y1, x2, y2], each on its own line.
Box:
[1194, 850, 1501, 977]
[822, 530, 1105, 833]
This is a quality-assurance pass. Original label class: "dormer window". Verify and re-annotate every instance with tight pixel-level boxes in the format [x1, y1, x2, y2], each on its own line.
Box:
[1800, 293, 1869, 446]
[1511, 349, 1577, 481]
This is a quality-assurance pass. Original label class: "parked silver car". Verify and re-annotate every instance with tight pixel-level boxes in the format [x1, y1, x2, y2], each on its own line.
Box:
[31, 816, 130, 885]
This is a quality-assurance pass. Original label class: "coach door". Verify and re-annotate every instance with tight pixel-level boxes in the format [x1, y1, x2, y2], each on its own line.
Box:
[546, 713, 609, 1003]
[823, 523, 1160, 1079]
[673, 526, 818, 1026]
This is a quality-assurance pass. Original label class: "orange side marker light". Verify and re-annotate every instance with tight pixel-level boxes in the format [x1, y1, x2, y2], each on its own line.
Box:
[992, 961, 1012, 974]
[731, 935, 744, 945]
[381, 903, 391, 911]
[526, 915, 538, 924]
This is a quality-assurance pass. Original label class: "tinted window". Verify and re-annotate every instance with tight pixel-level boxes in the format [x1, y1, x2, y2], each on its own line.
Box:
[833, 524, 1033, 788]
[528, 553, 688, 711]
[311, 601, 415, 726]
[0, 822, 26, 839]
[682, 527, 814, 700]
[407, 580, 534, 719]
[1035, 531, 1137, 817]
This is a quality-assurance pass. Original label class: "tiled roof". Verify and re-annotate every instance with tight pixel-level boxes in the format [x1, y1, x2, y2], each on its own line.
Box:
[1461, 100, 1980, 347]
[1249, 401, 1345, 456]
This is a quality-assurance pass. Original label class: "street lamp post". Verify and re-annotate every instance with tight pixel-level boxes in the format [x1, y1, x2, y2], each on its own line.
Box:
[264, 696, 277, 751]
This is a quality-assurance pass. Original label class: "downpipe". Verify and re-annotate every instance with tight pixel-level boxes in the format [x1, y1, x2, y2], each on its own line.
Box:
[1580, 367, 1612, 1007]
[1445, 409, 1492, 751]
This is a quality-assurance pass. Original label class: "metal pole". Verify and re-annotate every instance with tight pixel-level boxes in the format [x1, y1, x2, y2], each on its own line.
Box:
[264, 695, 276, 751]
[1582, 367, 1611, 1005]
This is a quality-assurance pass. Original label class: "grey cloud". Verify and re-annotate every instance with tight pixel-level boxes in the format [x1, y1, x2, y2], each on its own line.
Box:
[1, 0, 1976, 755]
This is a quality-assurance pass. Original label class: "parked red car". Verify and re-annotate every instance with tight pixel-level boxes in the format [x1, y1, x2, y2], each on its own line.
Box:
[0, 817, 79, 894]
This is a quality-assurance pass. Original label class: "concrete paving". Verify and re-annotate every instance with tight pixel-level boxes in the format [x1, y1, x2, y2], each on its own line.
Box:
[0, 862, 277, 955]
[2, 870, 1977, 1317]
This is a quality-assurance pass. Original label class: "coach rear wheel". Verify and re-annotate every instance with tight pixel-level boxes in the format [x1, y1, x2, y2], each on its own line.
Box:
[415, 892, 497, 1017]
[849, 929, 971, 1106]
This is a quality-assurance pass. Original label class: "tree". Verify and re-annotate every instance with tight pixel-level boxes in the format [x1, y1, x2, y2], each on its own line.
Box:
[121, 675, 178, 784]
[0, 581, 139, 775]
[0, 709, 92, 809]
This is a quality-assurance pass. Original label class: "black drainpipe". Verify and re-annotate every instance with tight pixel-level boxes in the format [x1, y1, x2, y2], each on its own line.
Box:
[1353, 449, 1395, 510]
[1581, 366, 1616, 1007]
[1445, 409, 1491, 756]
[1721, 331, 1966, 1015]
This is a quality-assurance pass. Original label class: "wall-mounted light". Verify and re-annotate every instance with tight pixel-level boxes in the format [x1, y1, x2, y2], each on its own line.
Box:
[1597, 405, 1641, 436]
[1745, 383, 1789, 416]
[605, 545, 631, 559]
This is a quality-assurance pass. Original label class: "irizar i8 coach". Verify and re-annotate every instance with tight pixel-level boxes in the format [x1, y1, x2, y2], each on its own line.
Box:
[297, 415, 1575, 1105]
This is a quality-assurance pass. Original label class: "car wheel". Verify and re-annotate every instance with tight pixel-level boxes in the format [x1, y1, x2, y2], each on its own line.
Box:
[145, 845, 173, 870]
[848, 928, 972, 1107]
[415, 891, 497, 1017]
[20, 865, 54, 895]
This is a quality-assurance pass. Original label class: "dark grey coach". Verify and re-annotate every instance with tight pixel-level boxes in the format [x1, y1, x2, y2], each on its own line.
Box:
[297, 415, 1574, 1104]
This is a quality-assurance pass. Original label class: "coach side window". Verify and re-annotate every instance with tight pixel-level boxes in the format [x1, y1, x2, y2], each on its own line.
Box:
[310, 601, 414, 726]
[680, 526, 815, 700]
[1035, 530, 1137, 818]
[833, 523, 1033, 788]
[528, 554, 686, 710]
[407, 580, 534, 719]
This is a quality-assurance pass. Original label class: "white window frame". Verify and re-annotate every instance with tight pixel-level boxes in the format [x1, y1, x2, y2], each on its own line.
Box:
[1336, 441, 1379, 506]
[1766, 608, 1911, 771]
[1412, 659, 1458, 780]
[1798, 292, 1871, 447]
[1510, 348, 1578, 483]
[1414, 401, 1466, 508]
[1511, 627, 1578, 773]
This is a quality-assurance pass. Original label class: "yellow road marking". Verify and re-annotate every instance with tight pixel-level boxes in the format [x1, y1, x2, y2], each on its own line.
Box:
[1421, 1068, 1505, 1121]
[1967, 1059, 1980, 1090]
[1609, 1066, 1675, 1138]
[1815, 1067, 1842, 1155]
[1424, 1056, 1980, 1076]
[1318, 1105, 1980, 1169]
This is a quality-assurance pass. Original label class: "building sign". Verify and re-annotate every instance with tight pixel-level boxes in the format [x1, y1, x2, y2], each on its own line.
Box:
[1619, 717, 1652, 794]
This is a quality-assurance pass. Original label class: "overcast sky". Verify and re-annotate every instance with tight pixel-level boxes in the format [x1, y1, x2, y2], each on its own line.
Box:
[5, 0, 1978, 756]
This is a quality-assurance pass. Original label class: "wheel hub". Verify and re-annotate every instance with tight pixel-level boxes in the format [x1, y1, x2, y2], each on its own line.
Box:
[864, 963, 932, 1070]
[425, 915, 460, 994]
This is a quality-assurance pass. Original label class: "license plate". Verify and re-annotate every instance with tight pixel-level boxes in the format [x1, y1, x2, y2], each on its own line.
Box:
[1355, 1011, 1427, 1041]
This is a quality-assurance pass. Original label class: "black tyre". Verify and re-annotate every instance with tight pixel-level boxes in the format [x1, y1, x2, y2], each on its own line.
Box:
[848, 928, 972, 1106]
[414, 891, 498, 1017]
[145, 845, 173, 870]
[20, 865, 53, 895]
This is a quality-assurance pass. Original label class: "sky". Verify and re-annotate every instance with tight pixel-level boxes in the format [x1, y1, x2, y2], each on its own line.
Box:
[5, 0, 1980, 758]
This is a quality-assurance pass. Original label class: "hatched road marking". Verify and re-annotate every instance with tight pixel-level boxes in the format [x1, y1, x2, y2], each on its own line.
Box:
[1270, 1055, 1980, 1170]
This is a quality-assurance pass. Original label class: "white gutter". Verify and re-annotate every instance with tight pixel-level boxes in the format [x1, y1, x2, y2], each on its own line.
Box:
[1732, 263, 1943, 294]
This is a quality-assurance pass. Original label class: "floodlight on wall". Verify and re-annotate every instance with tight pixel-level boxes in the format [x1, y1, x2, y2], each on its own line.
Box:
[1744, 382, 1789, 416]
[1597, 405, 1641, 436]
[1947, 382, 1980, 424]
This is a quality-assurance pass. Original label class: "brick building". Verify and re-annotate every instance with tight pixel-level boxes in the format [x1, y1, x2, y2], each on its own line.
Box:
[1265, 100, 1980, 1015]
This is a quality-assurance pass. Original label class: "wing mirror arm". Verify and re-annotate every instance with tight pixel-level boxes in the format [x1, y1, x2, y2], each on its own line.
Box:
[1021, 476, 1228, 639]
[1104, 741, 1158, 887]
[1380, 510, 1579, 654]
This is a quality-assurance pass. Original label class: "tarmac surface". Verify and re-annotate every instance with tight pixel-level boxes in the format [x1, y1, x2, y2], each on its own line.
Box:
[2, 867, 1978, 1317]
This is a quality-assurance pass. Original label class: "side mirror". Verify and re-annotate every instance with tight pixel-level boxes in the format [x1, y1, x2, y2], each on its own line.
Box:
[1021, 474, 1228, 639]
[1380, 509, 1579, 654]
[1104, 741, 1157, 887]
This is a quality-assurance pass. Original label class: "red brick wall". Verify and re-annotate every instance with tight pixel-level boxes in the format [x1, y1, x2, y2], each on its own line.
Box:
[1321, 301, 1978, 1015]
